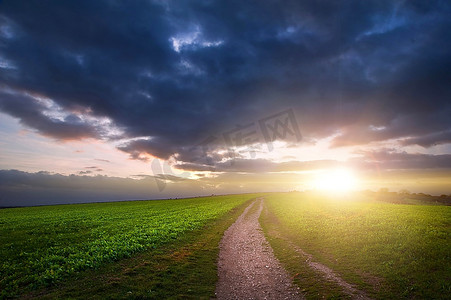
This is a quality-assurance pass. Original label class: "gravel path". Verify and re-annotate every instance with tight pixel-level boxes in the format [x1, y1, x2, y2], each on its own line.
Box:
[215, 198, 302, 300]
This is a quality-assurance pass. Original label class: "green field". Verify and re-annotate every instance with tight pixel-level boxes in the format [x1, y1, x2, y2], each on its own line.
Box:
[1, 192, 450, 299]
[0, 194, 257, 298]
[262, 192, 451, 299]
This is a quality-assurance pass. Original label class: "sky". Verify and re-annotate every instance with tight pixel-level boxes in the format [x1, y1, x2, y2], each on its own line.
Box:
[0, 0, 450, 206]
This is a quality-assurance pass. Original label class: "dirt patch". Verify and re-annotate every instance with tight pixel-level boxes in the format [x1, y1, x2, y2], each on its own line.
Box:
[215, 198, 302, 299]
[170, 248, 192, 261]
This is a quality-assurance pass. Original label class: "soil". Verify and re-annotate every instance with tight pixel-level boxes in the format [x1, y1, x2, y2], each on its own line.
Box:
[215, 198, 302, 299]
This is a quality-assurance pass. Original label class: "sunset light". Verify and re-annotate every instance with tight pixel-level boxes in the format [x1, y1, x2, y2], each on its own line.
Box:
[0, 2, 450, 299]
[312, 168, 359, 193]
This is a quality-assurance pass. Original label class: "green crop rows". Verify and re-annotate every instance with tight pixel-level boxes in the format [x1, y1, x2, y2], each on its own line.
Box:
[0, 194, 254, 298]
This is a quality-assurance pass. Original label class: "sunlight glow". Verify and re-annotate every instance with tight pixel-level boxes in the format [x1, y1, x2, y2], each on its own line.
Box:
[312, 168, 359, 193]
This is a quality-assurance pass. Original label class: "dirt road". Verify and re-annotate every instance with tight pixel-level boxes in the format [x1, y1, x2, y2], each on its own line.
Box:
[215, 198, 302, 299]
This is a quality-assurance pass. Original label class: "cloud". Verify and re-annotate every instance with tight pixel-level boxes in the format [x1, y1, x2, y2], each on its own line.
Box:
[0, 169, 189, 206]
[174, 148, 451, 173]
[2, 158, 451, 206]
[94, 159, 111, 163]
[0, 169, 287, 206]
[80, 167, 103, 173]
[0, 90, 99, 140]
[176, 158, 340, 173]
[400, 130, 451, 147]
[117, 138, 176, 161]
[351, 149, 451, 170]
[0, 0, 450, 163]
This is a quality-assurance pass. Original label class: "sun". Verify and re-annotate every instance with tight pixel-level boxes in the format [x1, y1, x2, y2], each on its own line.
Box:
[312, 168, 359, 193]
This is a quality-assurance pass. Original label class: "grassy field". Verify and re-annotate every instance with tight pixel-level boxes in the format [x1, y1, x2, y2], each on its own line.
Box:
[1, 192, 449, 299]
[261, 192, 451, 299]
[0, 194, 258, 298]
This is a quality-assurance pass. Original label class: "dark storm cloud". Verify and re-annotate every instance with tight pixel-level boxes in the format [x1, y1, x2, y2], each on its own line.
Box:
[401, 130, 451, 147]
[0, 90, 98, 139]
[0, 0, 450, 164]
[117, 137, 178, 161]
[351, 149, 451, 170]
[176, 148, 451, 173]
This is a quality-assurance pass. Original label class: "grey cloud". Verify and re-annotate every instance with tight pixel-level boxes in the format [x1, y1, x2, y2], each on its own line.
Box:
[176, 158, 341, 173]
[0, 0, 449, 163]
[352, 149, 451, 170]
[0, 91, 99, 139]
[401, 130, 451, 147]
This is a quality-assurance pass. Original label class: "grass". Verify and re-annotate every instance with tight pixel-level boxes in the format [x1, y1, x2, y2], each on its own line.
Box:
[260, 205, 350, 299]
[262, 192, 451, 299]
[2, 191, 449, 299]
[0, 194, 259, 298]
[25, 196, 256, 299]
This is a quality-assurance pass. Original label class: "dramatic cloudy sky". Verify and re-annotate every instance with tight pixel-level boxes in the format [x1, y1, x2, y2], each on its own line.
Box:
[1, 0, 450, 205]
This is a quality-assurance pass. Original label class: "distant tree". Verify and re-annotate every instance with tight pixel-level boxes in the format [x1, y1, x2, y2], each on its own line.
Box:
[379, 188, 389, 193]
